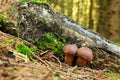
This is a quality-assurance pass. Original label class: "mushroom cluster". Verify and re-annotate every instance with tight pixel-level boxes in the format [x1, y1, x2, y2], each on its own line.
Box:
[62, 44, 93, 66]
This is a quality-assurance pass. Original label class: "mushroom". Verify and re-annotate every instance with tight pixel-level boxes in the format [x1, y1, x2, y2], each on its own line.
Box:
[62, 44, 78, 65]
[76, 47, 93, 66]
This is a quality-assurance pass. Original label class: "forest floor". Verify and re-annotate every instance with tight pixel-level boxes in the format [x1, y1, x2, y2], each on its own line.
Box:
[0, 31, 120, 80]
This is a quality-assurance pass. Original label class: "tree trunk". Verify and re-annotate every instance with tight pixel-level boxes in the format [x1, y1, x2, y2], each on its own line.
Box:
[76, 0, 80, 22]
[97, 0, 120, 41]
[67, 0, 73, 18]
[89, 0, 94, 29]
[72, 0, 78, 21]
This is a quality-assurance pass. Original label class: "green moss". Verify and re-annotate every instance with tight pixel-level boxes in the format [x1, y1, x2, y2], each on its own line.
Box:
[53, 72, 60, 77]
[0, 45, 2, 48]
[104, 70, 120, 79]
[0, 15, 6, 27]
[35, 32, 66, 55]
[30, 47, 37, 53]
[15, 42, 34, 61]
[18, 0, 49, 5]
[38, 18, 46, 24]
[53, 72, 62, 80]
[0, 15, 9, 27]
[0, 16, 17, 36]
[112, 41, 120, 46]
[2, 40, 12, 44]
[8, 36, 13, 40]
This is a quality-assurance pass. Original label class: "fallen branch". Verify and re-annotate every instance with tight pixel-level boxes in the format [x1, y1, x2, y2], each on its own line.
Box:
[31, 52, 53, 72]
[0, 60, 39, 69]
[9, 48, 29, 62]
[52, 55, 62, 69]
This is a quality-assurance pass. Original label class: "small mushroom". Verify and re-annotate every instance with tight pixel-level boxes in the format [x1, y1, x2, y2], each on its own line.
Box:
[76, 47, 93, 66]
[62, 44, 78, 65]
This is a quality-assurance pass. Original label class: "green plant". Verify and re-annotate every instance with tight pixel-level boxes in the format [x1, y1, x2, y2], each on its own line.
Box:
[53, 72, 62, 80]
[0, 15, 11, 27]
[15, 42, 34, 61]
[18, 0, 49, 5]
[36, 32, 66, 55]
[0, 15, 6, 27]
[0, 45, 2, 48]
[0, 15, 15, 30]
[38, 18, 46, 24]
[104, 69, 120, 79]
[30, 47, 37, 53]
[2, 40, 11, 44]
[8, 36, 13, 40]
[53, 72, 60, 77]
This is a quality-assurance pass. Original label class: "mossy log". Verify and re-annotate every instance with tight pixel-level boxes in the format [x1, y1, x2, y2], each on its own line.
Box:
[18, 2, 120, 57]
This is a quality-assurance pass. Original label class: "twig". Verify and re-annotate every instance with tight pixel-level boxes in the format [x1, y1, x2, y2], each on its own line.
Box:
[15, 37, 35, 48]
[9, 48, 29, 62]
[52, 55, 62, 69]
[39, 50, 49, 56]
[67, 65, 78, 73]
[31, 52, 53, 72]
[0, 61, 39, 69]
[41, 71, 51, 80]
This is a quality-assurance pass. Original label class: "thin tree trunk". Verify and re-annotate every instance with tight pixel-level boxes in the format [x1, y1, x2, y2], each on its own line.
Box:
[72, 0, 78, 21]
[89, 0, 93, 29]
[59, 0, 65, 13]
[67, 0, 73, 18]
[76, 0, 80, 22]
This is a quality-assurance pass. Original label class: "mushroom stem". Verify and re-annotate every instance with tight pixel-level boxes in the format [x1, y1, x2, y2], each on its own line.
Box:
[76, 57, 87, 66]
[65, 54, 74, 65]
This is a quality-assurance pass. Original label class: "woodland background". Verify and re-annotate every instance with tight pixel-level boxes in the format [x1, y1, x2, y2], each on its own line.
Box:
[48, 0, 120, 42]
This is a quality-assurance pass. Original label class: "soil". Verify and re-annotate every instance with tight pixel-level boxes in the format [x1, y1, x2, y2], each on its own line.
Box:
[0, 31, 119, 80]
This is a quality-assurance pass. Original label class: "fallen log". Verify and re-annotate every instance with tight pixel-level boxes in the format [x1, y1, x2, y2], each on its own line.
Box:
[54, 12, 120, 57]
[18, 2, 120, 57]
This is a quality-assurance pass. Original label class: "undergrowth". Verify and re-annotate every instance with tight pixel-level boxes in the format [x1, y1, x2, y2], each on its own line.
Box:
[2, 40, 12, 44]
[35, 32, 66, 55]
[104, 70, 120, 79]
[18, 0, 49, 5]
[15, 42, 36, 61]
[0, 15, 17, 36]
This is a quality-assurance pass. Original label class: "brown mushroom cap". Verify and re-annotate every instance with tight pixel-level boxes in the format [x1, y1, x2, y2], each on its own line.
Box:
[62, 44, 78, 55]
[77, 47, 93, 61]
